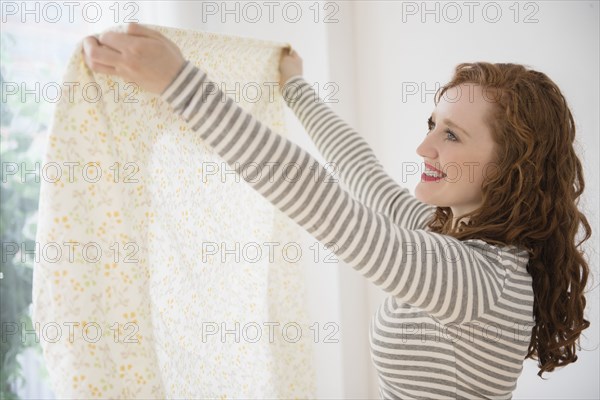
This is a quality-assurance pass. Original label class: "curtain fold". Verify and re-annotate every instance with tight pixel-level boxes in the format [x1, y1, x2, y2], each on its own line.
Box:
[32, 23, 316, 399]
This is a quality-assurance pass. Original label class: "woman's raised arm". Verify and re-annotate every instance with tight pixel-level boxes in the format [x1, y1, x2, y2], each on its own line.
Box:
[280, 74, 436, 230]
[82, 23, 521, 325]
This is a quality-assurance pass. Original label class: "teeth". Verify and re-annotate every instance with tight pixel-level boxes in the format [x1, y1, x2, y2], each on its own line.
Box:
[425, 170, 443, 177]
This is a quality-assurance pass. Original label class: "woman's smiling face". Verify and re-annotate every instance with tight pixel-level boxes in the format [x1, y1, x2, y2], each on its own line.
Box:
[415, 83, 498, 219]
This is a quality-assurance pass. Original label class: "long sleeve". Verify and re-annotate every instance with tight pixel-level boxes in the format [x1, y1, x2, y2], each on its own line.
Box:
[159, 61, 507, 325]
[280, 76, 436, 230]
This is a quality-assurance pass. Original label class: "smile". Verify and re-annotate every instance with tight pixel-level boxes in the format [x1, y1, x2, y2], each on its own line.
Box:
[421, 172, 445, 182]
[422, 163, 446, 181]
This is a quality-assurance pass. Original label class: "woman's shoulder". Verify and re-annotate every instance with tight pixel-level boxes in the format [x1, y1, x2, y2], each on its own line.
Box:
[461, 237, 531, 276]
[417, 227, 531, 281]
[421, 226, 529, 263]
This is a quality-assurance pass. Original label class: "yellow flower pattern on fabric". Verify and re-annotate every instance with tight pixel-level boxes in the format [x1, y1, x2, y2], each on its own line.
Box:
[33, 24, 316, 399]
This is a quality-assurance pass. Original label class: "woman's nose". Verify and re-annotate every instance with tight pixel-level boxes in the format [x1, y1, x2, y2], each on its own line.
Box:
[416, 134, 437, 159]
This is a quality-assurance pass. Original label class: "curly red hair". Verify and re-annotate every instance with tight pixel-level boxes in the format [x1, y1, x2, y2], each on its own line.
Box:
[427, 62, 592, 377]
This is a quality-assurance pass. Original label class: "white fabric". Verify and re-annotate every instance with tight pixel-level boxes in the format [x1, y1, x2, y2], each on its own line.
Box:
[32, 24, 316, 399]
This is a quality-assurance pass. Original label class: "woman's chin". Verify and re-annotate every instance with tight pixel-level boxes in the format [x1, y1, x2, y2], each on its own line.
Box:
[415, 185, 441, 207]
[414, 184, 428, 202]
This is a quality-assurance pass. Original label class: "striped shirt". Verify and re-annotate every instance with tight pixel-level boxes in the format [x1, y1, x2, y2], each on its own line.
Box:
[160, 61, 535, 399]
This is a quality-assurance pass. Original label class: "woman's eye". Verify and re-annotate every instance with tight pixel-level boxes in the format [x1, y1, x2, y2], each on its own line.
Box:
[445, 130, 458, 141]
[427, 117, 458, 142]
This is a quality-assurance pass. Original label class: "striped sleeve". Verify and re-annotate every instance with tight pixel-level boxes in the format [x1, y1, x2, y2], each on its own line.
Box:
[280, 76, 436, 230]
[159, 61, 505, 325]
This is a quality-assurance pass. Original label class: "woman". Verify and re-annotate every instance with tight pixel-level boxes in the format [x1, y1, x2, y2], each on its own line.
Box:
[82, 22, 592, 399]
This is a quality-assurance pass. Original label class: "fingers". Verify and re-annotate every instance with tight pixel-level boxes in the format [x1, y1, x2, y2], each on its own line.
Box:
[96, 23, 163, 52]
[284, 45, 300, 59]
[82, 36, 121, 68]
[280, 47, 289, 62]
[86, 60, 117, 75]
[96, 24, 171, 59]
[126, 22, 165, 39]
[82, 52, 117, 74]
[97, 31, 134, 53]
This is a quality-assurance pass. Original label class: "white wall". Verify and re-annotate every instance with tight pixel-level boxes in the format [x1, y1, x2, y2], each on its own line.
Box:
[138, 1, 599, 398]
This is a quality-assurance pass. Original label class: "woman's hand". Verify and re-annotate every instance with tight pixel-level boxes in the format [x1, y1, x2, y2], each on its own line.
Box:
[82, 22, 186, 95]
[279, 46, 303, 90]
